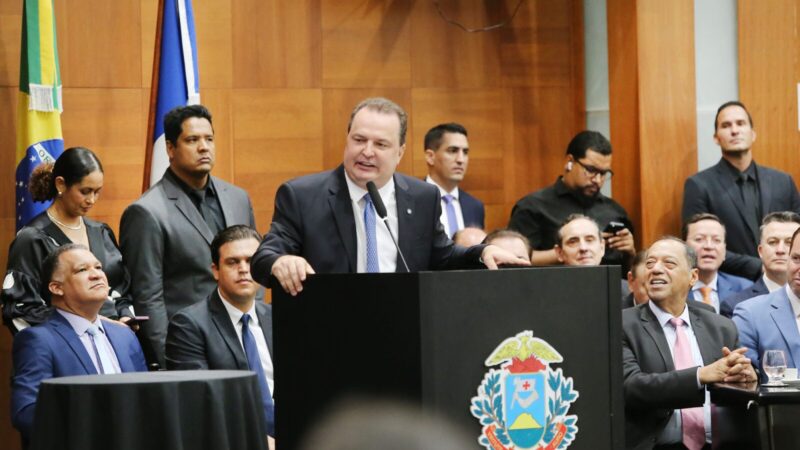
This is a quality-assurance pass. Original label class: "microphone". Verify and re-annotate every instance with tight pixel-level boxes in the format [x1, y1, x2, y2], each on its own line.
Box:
[366, 181, 410, 272]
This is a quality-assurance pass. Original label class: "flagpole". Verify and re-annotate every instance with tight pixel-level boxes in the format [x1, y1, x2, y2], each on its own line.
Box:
[143, 0, 166, 193]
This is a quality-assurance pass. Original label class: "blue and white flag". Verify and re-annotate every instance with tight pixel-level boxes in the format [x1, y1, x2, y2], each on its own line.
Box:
[144, 0, 200, 189]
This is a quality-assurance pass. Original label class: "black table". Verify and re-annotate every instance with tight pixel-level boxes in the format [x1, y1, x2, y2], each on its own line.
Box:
[710, 382, 800, 450]
[31, 370, 267, 450]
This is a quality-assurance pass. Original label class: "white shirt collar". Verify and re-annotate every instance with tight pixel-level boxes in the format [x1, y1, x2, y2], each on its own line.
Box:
[785, 285, 800, 319]
[763, 273, 783, 293]
[218, 289, 258, 327]
[344, 171, 395, 204]
[692, 273, 718, 292]
[648, 300, 692, 329]
[425, 176, 459, 199]
[56, 308, 106, 336]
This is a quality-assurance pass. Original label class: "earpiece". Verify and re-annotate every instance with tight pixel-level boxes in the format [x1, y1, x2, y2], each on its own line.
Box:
[566, 161, 573, 171]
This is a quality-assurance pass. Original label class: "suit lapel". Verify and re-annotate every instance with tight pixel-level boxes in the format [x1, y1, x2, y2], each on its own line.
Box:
[770, 290, 800, 367]
[49, 312, 97, 374]
[105, 325, 136, 372]
[256, 303, 273, 357]
[688, 307, 720, 365]
[640, 306, 675, 371]
[712, 162, 759, 242]
[85, 221, 106, 262]
[164, 174, 215, 245]
[209, 292, 249, 369]
[756, 163, 773, 213]
[214, 177, 237, 228]
[395, 175, 414, 273]
[328, 167, 357, 272]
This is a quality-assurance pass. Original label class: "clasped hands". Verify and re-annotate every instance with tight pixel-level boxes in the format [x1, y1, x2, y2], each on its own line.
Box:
[698, 346, 757, 385]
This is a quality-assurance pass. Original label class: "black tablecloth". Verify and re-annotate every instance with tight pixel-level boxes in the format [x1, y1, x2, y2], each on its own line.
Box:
[31, 370, 267, 450]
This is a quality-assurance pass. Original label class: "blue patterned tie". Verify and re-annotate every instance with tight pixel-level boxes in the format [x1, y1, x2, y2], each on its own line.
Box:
[442, 194, 459, 238]
[364, 194, 380, 272]
[241, 314, 275, 436]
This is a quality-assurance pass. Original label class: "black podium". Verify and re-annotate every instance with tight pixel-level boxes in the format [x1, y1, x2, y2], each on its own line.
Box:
[273, 266, 624, 449]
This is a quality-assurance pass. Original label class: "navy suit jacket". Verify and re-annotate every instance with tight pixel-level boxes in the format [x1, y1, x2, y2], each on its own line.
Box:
[252, 165, 485, 284]
[732, 288, 800, 378]
[11, 311, 147, 438]
[720, 277, 769, 318]
[714, 271, 753, 306]
[682, 159, 800, 280]
[459, 189, 485, 229]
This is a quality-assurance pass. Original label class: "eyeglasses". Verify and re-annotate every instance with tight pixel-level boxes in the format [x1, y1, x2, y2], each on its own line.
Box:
[575, 160, 614, 180]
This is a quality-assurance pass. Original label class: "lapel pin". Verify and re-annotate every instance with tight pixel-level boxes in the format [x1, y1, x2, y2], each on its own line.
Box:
[407, 208, 412, 215]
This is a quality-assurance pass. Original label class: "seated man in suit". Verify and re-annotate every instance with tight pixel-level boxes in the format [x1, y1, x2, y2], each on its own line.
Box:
[485, 229, 531, 260]
[733, 225, 800, 377]
[624, 251, 649, 308]
[722, 211, 800, 317]
[166, 225, 275, 443]
[682, 101, 800, 280]
[683, 213, 752, 314]
[11, 244, 147, 441]
[555, 214, 605, 266]
[252, 97, 530, 295]
[623, 237, 756, 450]
[423, 123, 484, 237]
[453, 226, 487, 247]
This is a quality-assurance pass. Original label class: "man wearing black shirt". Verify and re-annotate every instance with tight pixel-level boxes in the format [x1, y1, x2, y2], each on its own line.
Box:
[508, 130, 635, 269]
[682, 101, 800, 281]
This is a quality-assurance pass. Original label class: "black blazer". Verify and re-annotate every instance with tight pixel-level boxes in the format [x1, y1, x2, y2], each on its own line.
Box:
[682, 159, 800, 280]
[459, 189, 485, 229]
[622, 302, 740, 450]
[252, 165, 484, 285]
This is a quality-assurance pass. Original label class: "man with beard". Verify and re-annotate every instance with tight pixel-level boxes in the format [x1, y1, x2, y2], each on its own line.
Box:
[508, 131, 635, 270]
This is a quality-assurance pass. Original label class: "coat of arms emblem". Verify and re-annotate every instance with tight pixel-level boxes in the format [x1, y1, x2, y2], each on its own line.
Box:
[470, 331, 579, 450]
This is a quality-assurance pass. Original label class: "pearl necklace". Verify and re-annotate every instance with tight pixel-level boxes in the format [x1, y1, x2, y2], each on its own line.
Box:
[47, 209, 84, 230]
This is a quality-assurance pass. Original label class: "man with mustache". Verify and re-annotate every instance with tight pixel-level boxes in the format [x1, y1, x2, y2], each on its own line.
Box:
[733, 225, 800, 378]
[166, 226, 275, 445]
[683, 213, 752, 314]
[682, 101, 800, 280]
[11, 244, 147, 442]
[623, 237, 756, 450]
[120, 105, 257, 369]
[721, 211, 800, 317]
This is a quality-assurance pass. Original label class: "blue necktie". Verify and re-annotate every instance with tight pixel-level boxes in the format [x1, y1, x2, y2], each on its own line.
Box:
[85, 324, 116, 374]
[442, 194, 459, 238]
[364, 194, 380, 273]
[241, 314, 275, 436]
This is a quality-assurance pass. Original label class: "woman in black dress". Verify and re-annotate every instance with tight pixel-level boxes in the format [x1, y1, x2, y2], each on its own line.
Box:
[2, 147, 135, 334]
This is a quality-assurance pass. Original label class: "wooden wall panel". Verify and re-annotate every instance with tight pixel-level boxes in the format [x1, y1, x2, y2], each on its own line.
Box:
[738, 0, 800, 183]
[0, 1, 584, 447]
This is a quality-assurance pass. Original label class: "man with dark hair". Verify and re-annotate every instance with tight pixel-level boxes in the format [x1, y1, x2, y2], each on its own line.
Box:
[485, 229, 531, 260]
[623, 237, 756, 449]
[682, 100, 800, 280]
[508, 130, 634, 270]
[120, 104, 257, 368]
[423, 123, 484, 236]
[252, 97, 529, 296]
[12, 244, 147, 442]
[683, 213, 752, 314]
[721, 211, 800, 317]
[734, 226, 800, 379]
[554, 214, 605, 266]
[623, 251, 649, 308]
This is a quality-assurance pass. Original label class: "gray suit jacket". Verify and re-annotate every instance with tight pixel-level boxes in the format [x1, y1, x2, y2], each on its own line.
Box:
[622, 302, 740, 450]
[120, 171, 256, 367]
[165, 290, 273, 371]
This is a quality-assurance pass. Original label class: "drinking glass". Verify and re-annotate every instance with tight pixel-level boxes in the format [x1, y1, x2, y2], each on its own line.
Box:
[763, 350, 788, 385]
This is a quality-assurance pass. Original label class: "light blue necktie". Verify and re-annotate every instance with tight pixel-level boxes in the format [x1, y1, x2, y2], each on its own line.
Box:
[85, 324, 116, 374]
[363, 194, 380, 273]
[241, 314, 275, 436]
[442, 194, 459, 238]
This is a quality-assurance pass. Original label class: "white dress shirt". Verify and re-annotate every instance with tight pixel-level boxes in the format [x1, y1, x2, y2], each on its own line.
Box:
[784, 285, 800, 335]
[647, 301, 711, 444]
[692, 274, 720, 313]
[426, 176, 464, 238]
[219, 292, 275, 398]
[57, 309, 121, 374]
[344, 172, 399, 273]
[763, 274, 783, 293]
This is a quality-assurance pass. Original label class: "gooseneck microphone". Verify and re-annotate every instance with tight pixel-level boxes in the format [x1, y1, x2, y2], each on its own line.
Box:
[366, 181, 410, 272]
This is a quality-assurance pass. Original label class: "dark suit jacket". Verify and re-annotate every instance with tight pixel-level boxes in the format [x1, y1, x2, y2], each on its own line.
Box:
[11, 310, 147, 439]
[622, 302, 740, 450]
[714, 271, 754, 309]
[720, 277, 768, 318]
[459, 189, 485, 229]
[252, 165, 484, 283]
[120, 170, 256, 368]
[682, 159, 800, 280]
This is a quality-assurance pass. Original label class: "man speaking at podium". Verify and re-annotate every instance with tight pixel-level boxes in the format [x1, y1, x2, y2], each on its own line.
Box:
[252, 97, 529, 295]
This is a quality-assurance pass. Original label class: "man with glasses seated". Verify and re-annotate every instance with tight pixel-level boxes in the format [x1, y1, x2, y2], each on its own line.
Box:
[508, 130, 635, 272]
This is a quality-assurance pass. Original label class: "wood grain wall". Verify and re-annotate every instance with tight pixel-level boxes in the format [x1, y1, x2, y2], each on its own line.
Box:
[0, 0, 585, 446]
